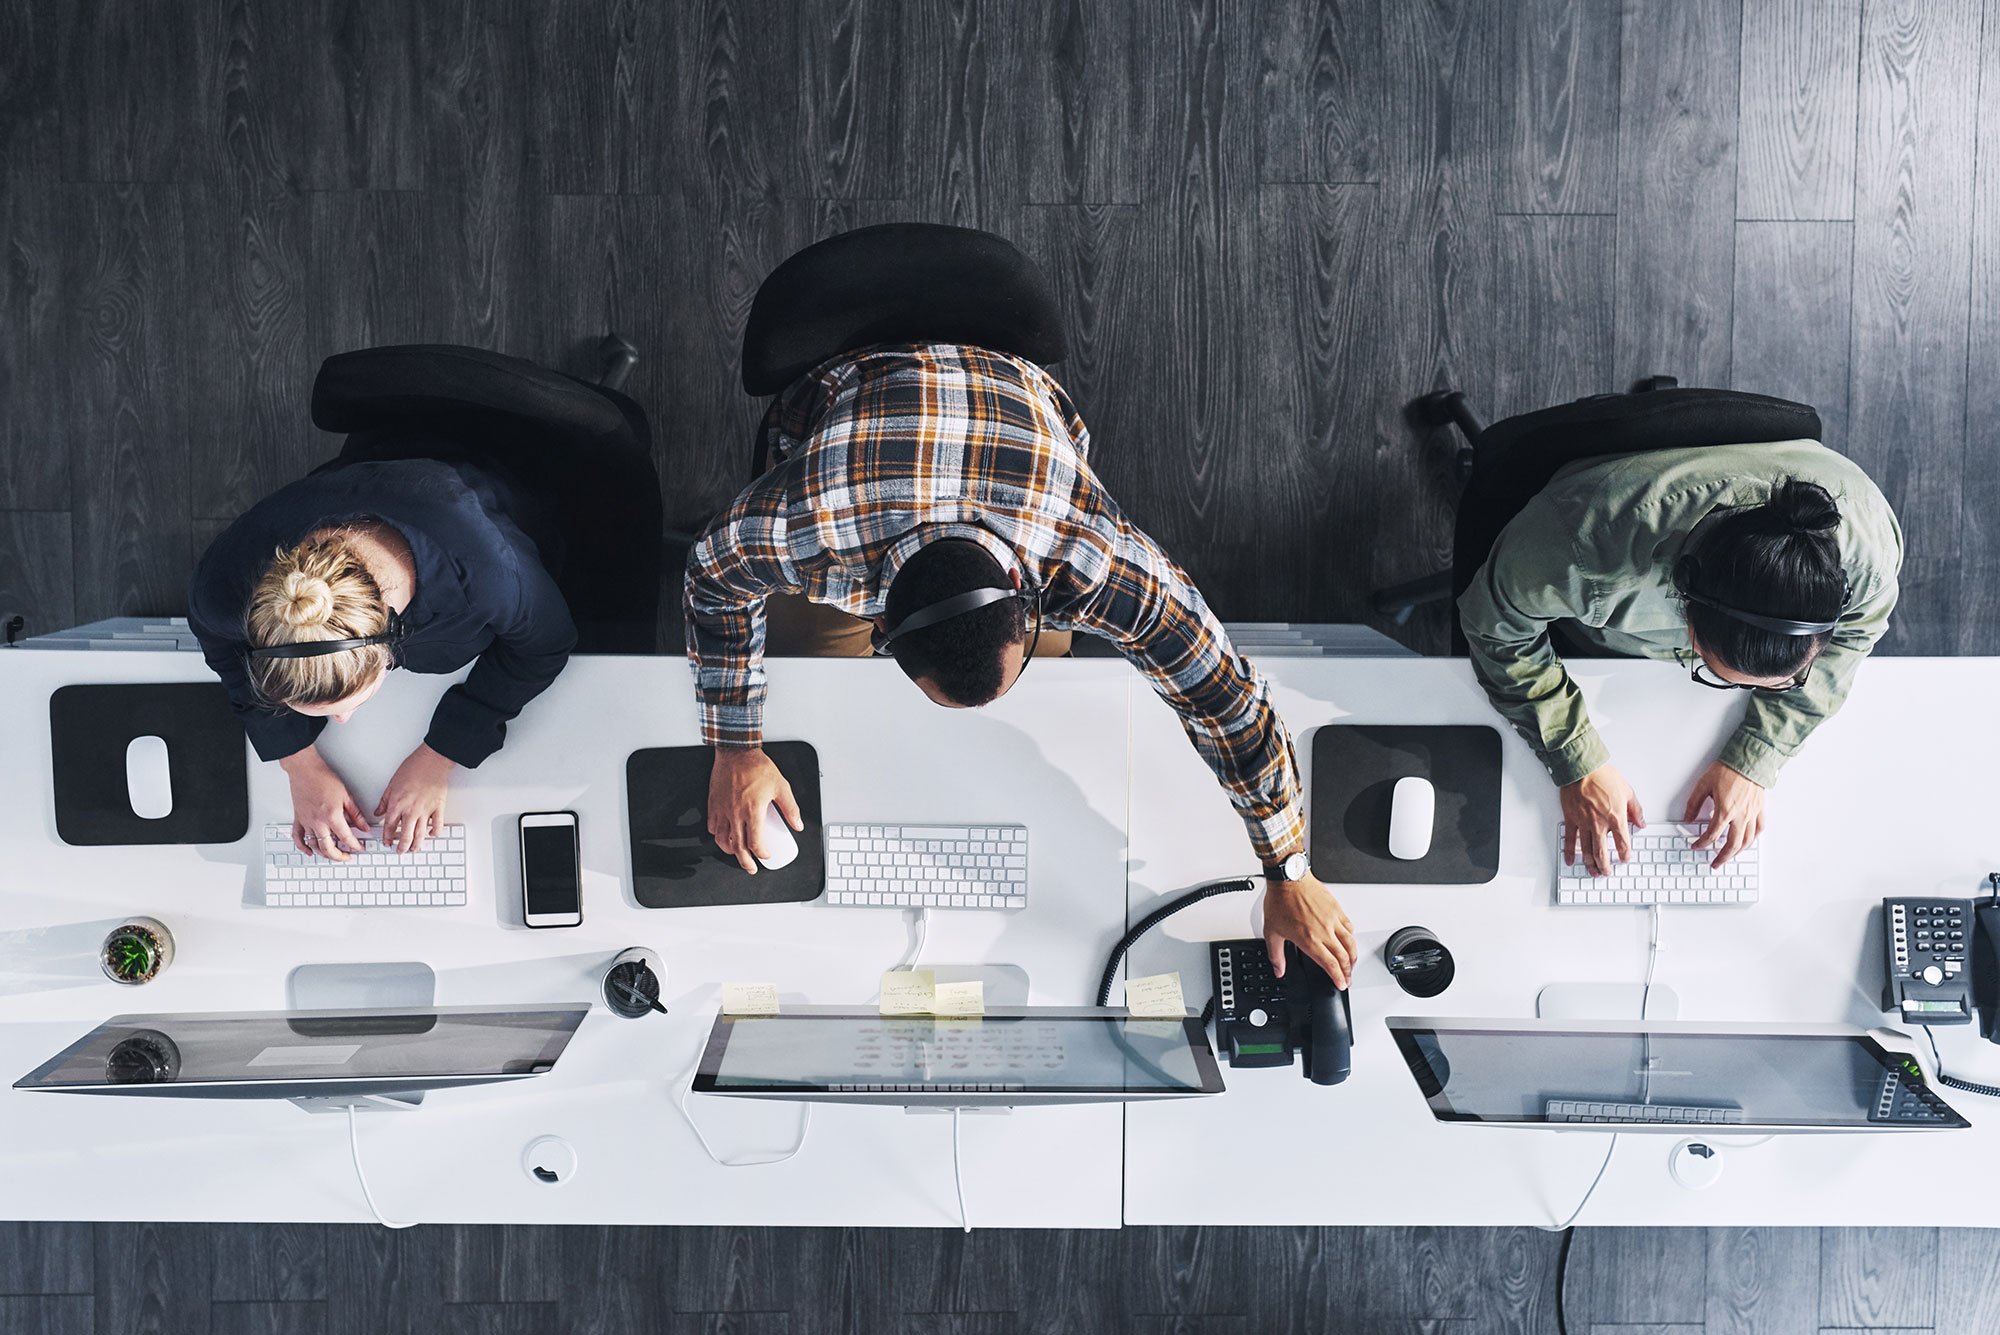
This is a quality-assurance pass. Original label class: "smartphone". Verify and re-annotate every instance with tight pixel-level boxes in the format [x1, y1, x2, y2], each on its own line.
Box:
[519, 811, 583, 929]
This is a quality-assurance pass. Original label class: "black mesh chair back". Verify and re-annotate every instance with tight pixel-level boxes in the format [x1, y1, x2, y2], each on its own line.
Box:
[310, 344, 663, 654]
[740, 223, 1067, 397]
[1452, 387, 1824, 603]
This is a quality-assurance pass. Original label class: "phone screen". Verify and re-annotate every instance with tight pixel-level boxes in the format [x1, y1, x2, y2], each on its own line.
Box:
[522, 821, 580, 917]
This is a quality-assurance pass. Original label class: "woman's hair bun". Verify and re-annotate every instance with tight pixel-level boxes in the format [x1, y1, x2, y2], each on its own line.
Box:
[279, 570, 336, 629]
[1769, 478, 1840, 536]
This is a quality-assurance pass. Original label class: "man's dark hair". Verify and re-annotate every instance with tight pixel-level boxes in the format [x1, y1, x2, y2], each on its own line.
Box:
[1679, 478, 1845, 680]
[884, 539, 1026, 705]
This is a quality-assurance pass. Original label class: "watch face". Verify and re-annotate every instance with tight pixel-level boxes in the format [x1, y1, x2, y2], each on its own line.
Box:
[1275, 852, 1309, 880]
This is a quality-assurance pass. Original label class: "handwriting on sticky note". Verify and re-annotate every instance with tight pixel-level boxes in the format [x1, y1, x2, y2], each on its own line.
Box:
[880, 969, 937, 1015]
[932, 980, 985, 1017]
[1123, 972, 1186, 1018]
[720, 982, 779, 1016]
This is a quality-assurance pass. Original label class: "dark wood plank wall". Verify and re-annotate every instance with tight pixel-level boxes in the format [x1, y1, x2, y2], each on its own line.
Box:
[3, 1, 1998, 1331]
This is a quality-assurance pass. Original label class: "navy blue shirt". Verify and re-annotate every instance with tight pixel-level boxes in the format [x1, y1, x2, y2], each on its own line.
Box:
[187, 458, 577, 768]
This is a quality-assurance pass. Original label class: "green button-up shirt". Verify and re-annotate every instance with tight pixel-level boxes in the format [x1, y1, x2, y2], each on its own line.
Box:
[1457, 440, 1903, 788]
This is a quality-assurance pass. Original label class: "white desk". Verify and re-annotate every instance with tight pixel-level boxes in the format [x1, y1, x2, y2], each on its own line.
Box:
[0, 651, 1133, 1227]
[1122, 657, 2000, 1227]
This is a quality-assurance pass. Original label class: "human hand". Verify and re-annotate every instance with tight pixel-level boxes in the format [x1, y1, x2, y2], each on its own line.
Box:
[1559, 764, 1646, 877]
[708, 746, 803, 874]
[374, 743, 455, 853]
[1261, 873, 1357, 988]
[280, 746, 370, 860]
[1682, 760, 1765, 868]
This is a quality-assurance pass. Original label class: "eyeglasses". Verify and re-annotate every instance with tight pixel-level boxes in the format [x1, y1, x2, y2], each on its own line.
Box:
[1672, 647, 1809, 694]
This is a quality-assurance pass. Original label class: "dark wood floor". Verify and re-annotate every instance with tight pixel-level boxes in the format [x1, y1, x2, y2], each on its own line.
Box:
[2, 1221, 1998, 1334]
[4, 0, 1998, 1329]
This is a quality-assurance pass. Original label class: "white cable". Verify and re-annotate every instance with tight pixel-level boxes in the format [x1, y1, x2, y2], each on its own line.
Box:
[346, 1105, 418, 1229]
[676, 1053, 812, 1167]
[951, 1106, 972, 1232]
[892, 906, 930, 972]
[1537, 906, 1664, 1232]
[1539, 1134, 1619, 1232]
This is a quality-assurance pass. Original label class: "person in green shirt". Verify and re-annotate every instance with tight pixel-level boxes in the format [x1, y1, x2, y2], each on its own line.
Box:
[1457, 441, 1902, 876]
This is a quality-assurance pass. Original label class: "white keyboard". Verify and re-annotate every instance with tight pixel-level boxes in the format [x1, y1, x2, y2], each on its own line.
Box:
[1555, 822, 1759, 905]
[823, 823, 1028, 909]
[259, 822, 469, 908]
[1545, 1099, 1746, 1125]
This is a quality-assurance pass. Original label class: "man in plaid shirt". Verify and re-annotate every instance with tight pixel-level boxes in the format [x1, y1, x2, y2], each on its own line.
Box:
[684, 343, 1356, 985]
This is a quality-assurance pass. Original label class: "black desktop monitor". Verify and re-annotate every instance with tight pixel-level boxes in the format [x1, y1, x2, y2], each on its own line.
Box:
[15, 1005, 589, 1102]
[1386, 1017, 1969, 1131]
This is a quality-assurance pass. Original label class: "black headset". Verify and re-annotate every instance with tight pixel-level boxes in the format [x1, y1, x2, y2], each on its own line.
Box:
[246, 608, 408, 661]
[1671, 555, 1847, 637]
[877, 565, 1044, 651]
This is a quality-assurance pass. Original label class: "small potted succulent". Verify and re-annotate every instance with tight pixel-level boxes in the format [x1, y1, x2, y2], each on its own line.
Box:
[100, 917, 174, 985]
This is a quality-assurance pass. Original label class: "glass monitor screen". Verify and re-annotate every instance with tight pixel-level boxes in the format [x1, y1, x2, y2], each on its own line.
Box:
[694, 1012, 1224, 1095]
[15, 1007, 588, 1091]
[1388, 1023, 1968, 1129]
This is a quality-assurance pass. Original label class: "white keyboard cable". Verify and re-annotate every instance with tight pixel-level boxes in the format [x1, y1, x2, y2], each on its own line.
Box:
[893, 906, 930, 972]
[952, 1106, 972, 1233]
[675, 1047, 812, 1168]
[1539, 905, 1666, 1236]
[346, 1106, 418, 1229]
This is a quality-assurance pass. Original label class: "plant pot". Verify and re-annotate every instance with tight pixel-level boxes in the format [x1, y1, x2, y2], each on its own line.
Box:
[101, 917, 174, 985]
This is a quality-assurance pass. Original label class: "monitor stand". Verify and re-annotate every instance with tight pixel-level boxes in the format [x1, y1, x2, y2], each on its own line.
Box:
[1535, 981, 1680, 1021]
[903, 962, 1028, 1118]
[283, 962, 437, 1115]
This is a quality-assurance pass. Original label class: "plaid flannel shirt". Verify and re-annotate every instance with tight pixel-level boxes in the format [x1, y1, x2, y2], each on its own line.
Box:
[683, 343, 1305, 863]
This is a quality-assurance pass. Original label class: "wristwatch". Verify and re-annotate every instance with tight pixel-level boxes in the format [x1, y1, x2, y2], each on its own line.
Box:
[1262, 850, 1310, 882]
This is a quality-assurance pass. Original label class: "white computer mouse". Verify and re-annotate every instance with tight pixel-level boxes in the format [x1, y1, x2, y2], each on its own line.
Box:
[1388, 775, 1434, 861]
[125, 734, 173, 820]
[754, 801, 799, 871]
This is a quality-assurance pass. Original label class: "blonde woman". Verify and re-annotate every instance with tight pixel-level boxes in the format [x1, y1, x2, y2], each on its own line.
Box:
[188, 457, 577, 859]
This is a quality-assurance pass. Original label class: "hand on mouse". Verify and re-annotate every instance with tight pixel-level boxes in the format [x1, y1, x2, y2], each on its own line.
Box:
[1683, 760, 1764, 869]
[1261, 874, 1356, 988]
[375, 743, 455, 853]
[279, 745, 370, 860]
[1559, 763, 1645, 877]
[709, 746, 804, 874]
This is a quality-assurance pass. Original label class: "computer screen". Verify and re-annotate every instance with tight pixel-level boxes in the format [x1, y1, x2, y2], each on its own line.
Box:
[15, 1005, 589, 1099]
[693, 1007, 1225, 1106]
[1387, 1018, 1968, 1130]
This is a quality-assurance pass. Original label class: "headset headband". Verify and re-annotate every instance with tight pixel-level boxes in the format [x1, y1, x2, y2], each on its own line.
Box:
[247, 609, 407, 660]
[879, 586, 1024, 646]
[1674, 553, 1846, 637]
[1677, 588, 1840, 637]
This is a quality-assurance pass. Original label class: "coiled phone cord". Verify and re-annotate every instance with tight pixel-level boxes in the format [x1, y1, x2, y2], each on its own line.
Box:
[1094, 878, 1257, 1008]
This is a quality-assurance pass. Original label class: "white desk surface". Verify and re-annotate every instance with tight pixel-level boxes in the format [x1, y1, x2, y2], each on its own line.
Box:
[1122, 656, 2000, 1227]
[0, 651, 1132, 1228]
[11, 648, 2000, 1229]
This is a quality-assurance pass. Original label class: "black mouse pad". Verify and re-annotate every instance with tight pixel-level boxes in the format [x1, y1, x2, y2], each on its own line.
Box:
[50, 682, 250, 846]
[626, 741, 824, 908]
[1308, 724, 1500, 884]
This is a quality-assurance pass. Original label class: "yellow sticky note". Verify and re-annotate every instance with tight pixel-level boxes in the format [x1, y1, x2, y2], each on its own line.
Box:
[932, 980, 985, 1017]
[1123, 971, 1187, 1018]
[1122, 1018, 1186, 1040]
[879, 969, 937, 1015]
[720, 982, 779, 1016]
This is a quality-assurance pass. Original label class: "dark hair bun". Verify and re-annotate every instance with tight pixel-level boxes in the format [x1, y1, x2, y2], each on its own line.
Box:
[1769, 478, 1840, 536]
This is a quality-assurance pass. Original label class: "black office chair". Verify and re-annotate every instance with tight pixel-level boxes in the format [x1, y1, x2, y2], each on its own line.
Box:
[1372, 377, 1824, 650]
[309, 340, 664, 654]
[739, 222, 1067, 469]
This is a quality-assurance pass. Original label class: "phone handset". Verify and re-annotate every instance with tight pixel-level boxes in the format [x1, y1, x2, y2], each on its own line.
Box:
[1283, 943, 1354, 1086]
